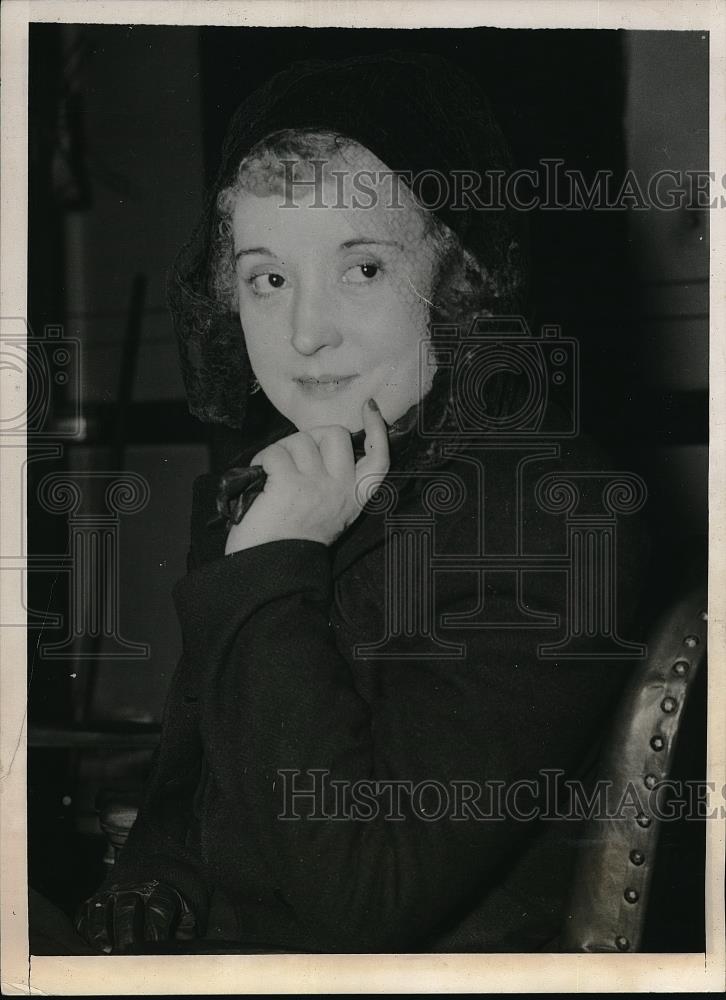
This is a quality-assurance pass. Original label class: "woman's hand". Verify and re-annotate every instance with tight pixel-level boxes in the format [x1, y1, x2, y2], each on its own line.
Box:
[225, 398, 390, 554]
[75, 880, 197, 954]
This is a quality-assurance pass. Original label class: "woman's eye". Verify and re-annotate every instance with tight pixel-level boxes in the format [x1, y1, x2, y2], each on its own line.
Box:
[248, 272, 286, 295]
[342, 262, 382, 284]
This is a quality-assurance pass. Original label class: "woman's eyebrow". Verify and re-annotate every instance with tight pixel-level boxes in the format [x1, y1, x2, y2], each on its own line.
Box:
[340, 238, 404, 251]
[234, 246, 276, 261]
[234, 238, 403, 261]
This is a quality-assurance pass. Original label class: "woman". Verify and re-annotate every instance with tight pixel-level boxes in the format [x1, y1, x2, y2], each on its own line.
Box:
[76, 51, 649, 954]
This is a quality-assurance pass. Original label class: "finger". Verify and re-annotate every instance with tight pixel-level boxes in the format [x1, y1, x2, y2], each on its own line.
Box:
[111, 891, 145, 953]
[356, 398, 390, 479]
[145, 884, 180, 942]
[277, 432, 325, 475]
[252, 441, 296, 480]
[307, 425, 355, 481]
[76, 897, 113, 954]
[174, 895, 198, 941]
[353, 399, 391, 508]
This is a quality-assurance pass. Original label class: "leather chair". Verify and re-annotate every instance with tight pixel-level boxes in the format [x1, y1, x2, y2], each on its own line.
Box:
[559, 583, 707, 952]
[95, 584, 708, 953]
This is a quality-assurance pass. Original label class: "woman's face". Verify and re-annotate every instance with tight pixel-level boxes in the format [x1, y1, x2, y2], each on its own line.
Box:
[231, 147, 439, 432]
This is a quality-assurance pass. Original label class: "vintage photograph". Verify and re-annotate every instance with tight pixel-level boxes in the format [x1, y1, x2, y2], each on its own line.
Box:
[1, 1, 722, 992]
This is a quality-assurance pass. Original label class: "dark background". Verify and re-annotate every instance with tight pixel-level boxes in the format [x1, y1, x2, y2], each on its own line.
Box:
[26, 24, 708, 951]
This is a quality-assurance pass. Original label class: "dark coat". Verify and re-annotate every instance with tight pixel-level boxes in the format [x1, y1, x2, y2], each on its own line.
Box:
[107, 423, 650, 953]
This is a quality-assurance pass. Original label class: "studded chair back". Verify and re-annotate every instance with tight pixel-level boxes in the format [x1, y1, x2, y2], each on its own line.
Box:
[559, 584, 707, 952]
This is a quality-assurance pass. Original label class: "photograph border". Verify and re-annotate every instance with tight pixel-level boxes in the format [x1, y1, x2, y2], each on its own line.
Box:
[1, 0, 724, 994]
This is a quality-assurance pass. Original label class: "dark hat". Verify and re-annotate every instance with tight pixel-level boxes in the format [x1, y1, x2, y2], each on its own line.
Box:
[168, 49, 526, 428]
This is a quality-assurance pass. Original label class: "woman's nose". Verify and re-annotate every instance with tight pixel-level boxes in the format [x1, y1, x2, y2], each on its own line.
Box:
[290, 283, 343, 355]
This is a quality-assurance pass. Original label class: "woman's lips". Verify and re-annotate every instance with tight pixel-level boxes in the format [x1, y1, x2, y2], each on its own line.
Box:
[294, 374, 360, 398]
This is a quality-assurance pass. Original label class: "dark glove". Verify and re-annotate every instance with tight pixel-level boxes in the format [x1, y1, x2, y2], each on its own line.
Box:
[75, 879, 198, 954]
[208, 465, 267, 531]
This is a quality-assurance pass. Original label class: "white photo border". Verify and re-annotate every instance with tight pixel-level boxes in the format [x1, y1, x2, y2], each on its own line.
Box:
[1, 0, 724, 994]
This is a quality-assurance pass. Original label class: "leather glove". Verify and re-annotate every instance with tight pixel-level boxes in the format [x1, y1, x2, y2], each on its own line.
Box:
[75, 879, 198, 954]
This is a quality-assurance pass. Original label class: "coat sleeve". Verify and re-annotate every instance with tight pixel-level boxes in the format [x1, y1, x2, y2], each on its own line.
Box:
[170, 500, 648, 952]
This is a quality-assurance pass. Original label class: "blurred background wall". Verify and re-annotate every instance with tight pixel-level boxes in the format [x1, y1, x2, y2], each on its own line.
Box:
[26, 24, 708, 945]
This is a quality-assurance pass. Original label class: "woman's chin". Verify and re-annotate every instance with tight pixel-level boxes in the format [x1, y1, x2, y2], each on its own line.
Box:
[285, 397, 369, 434]
[288, 396, 420, 434]
[293, 412, 363, 434]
